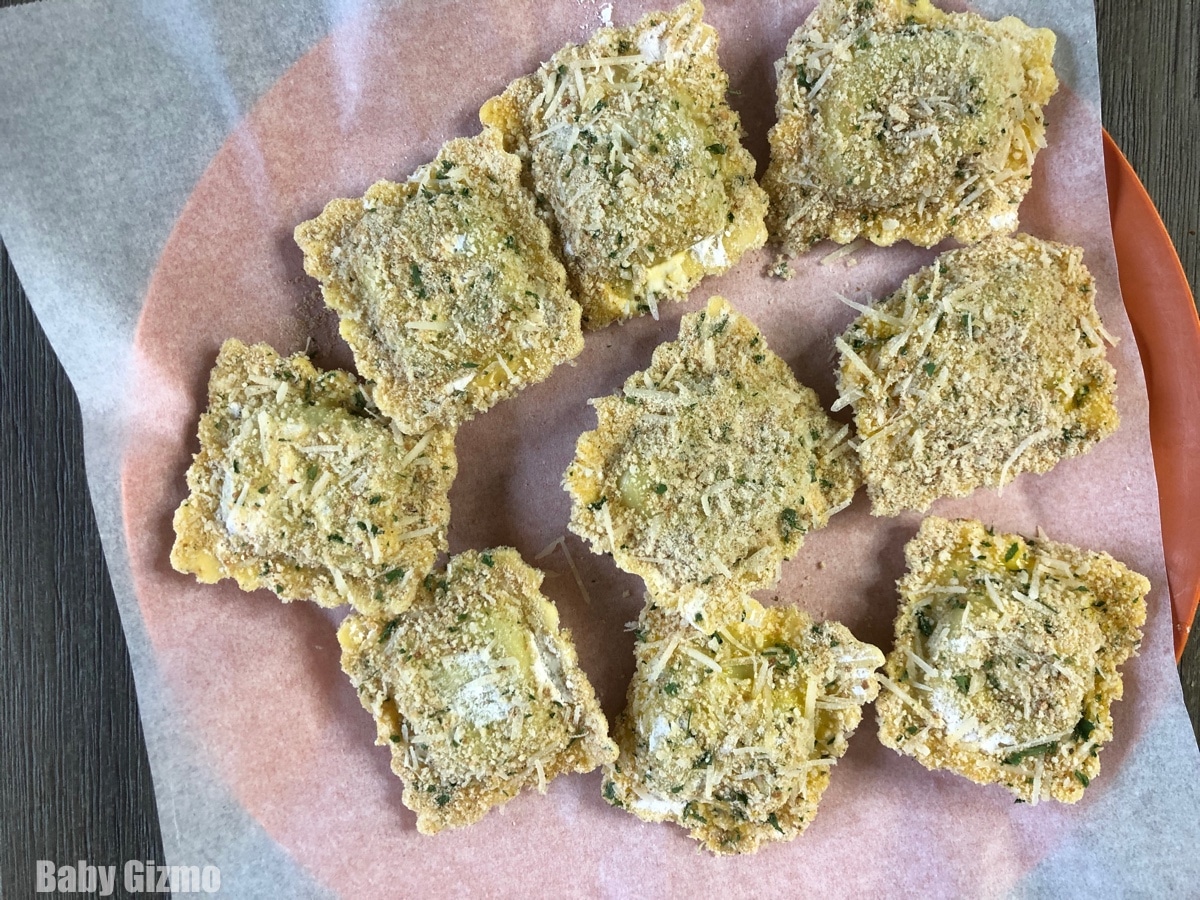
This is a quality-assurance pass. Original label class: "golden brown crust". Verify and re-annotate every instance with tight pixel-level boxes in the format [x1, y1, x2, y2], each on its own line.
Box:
[764, 0, 1057, 252]
[876, 517, 1148, 803]
[170, 339, 456, 616]
[565, 296, 860, 610]
[338, 548, 617, 833]
[604, 594, 883, 854]
[481, 0, 767, 329]
[835, 234, 1119, 515]
[295, 129, 583, 434]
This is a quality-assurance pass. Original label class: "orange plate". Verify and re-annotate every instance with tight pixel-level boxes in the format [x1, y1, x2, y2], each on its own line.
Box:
[1105, 132, 1200, 660]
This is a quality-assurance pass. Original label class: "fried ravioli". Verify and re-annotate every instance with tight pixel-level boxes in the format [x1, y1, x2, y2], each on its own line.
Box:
[764, 0, 1058, 252]
[295, 129, 583, 435]
[170, 339, 455, 616]
[603, 595, 883, 854]
[834, 235, 1119, 516]
[481, 0, 767, 329]
[565, 297, 859, 611]
[338, 548, 617, 833]
[876, 517, 1148, 803]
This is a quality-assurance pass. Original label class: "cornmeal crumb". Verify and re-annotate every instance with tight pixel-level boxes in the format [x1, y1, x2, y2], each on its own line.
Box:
[170, 339, 455, 616]
[764, 0, 1057, 251]
[835, 234, 1119, 516]
[339, 548, 617, 833]
[566, 296, 860, 609]
[604, 594, 883, 854]
[295, 128, 583, 434]
[876, 517, 1148, 804]
[482, 0, 768, 329]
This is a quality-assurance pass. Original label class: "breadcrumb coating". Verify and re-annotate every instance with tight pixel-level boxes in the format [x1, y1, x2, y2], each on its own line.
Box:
[565, 296, 860, 610]
[604, 594, 883, 854]
[339, 548, 617, 834]
[764, 0, 1057, 252]
[482, 0, 767, 329]
[295, 129, 583, 434]
[170, 340, 455, 616]
[876, 517, 1148, 804]
[835, 234, 1119, 516]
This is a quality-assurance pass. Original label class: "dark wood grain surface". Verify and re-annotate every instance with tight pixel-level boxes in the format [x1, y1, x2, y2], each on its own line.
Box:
[1, 1, 1197, 895]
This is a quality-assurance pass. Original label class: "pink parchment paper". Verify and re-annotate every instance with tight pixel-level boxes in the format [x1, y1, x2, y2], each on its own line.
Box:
[118, 0, 1190, 895]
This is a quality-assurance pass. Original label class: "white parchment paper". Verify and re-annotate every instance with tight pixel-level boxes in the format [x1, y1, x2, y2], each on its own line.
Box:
[2, 1, 1198, 896]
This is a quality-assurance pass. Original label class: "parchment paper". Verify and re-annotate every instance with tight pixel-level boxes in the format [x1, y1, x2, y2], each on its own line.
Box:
[2, 1, 1199, 896]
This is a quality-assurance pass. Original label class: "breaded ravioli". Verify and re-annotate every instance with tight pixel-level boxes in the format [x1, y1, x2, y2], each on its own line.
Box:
[764, 0, 1057, 252]
[338, 548, 617, 833]
[170, 340, 455, 616]
[481, 1, 767, 329]
[834, 235, 1119, 516]
[603, 595, 883, 854]
[565, 297, 859, 610]
[876, 517, 1148, 804]
[295, 129, 584, 435]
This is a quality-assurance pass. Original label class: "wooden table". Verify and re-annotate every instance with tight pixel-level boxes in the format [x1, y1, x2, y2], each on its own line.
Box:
[1, 0, 1197, 892]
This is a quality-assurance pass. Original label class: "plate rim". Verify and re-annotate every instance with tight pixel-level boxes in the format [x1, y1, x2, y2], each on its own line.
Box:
[1104, 130, 1200, 660]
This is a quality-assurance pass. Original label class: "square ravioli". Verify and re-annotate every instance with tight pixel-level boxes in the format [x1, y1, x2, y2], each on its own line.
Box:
[764, 0, 1057, 252]
[481, 0, 767, 329]
[834, 235, 1119, 516]
[170, 339, 455, 616]
[295, 128, 584, 435]
[603, 595, 883, 854]
[338, 548, 617, 834]
[876, 517, 1148, 804]
[565, 296, 859, 609]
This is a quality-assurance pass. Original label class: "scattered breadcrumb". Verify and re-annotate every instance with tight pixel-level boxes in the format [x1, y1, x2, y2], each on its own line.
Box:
[834, 234, 1119, 515]
[767, 254, 795, 280]
[764, 0, 1058, 252]
[565, 296, 860, 608]
[170, 340, 455, 616]
[603, 593, 883, 854]
[295, 129, 583, 435]
[339, 548, 617, 834]
[876, 517, 1148, 804]
[481, 0, 768, 329]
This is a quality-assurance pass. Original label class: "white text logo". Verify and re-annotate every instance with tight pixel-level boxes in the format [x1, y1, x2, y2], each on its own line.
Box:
[35, 860, 221, 894]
